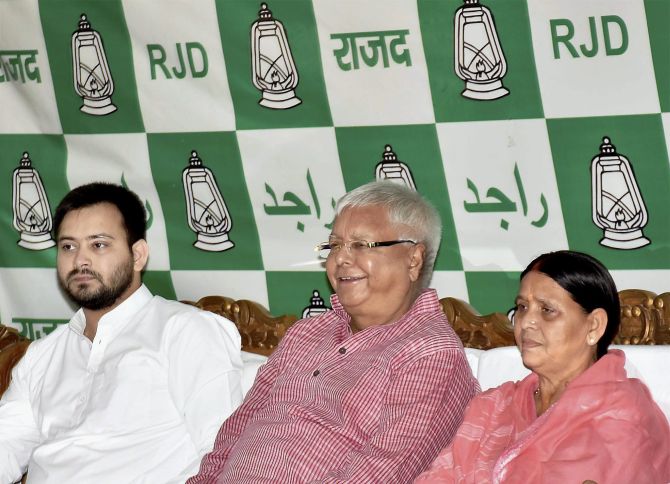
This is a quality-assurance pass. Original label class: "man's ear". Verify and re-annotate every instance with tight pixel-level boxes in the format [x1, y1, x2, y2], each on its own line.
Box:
[408, 243, 426, 283]
[131, 239, 149, 272]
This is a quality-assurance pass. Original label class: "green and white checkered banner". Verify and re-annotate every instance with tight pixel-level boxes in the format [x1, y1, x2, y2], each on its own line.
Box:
[2, 0, 670, 340]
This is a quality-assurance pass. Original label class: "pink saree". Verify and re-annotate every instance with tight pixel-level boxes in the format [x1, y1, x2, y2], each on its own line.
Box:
[415, 350, 670, 483]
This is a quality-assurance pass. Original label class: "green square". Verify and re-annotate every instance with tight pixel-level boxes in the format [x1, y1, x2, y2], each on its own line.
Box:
[266, 271, 332, 318]
[418, 0, 543, 122]
[143, 270, 176, 301]
[547, 115, 670, 269]
[0, 135, 70, 268]
[645, 0, 670, 112]
[465, 271, 519, 315]
[147, 131, 263, 270]
[215, 0, 332, 129]
[39, 0, 144, 133]
[335, 124, 463, 270]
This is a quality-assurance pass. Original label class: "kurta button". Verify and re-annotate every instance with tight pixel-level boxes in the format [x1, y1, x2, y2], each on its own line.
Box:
[338, 347, 346, 354]
[312, 370, 320, 377]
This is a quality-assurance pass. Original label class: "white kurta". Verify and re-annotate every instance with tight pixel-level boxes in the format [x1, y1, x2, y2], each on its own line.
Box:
[0, 285, 243, 484]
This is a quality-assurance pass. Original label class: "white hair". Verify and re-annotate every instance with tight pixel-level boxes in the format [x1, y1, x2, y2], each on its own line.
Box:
[336, 181, 442, 288]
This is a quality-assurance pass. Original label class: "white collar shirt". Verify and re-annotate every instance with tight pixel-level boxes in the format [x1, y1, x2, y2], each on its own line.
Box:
[0, 285, 243, 484]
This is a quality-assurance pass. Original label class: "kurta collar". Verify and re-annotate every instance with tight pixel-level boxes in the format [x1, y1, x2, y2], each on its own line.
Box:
[69, 284, 153, 337]
[329, 288, 439, 332]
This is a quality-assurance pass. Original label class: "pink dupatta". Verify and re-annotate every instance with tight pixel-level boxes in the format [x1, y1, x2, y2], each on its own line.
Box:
[415, 350, 670, 483]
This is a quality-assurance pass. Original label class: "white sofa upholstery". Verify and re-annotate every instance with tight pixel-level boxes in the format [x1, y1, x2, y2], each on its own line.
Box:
[241, 346, 670, 421]
[241, 351, 269, 395]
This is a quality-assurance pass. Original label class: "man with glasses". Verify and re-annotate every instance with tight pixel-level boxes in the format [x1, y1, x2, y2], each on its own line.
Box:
[190, 180, 479, 483]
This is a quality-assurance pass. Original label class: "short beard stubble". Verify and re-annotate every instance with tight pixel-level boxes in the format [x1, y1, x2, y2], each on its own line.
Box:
[60, 258, 134, 311]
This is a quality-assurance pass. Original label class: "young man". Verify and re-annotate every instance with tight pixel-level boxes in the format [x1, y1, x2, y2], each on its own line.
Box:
[0, 183, 243, 483]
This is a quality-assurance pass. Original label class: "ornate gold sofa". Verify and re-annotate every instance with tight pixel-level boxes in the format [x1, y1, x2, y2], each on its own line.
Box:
[0, 326, 31, 397]
[1, 289, 669, 397]
[184, 289, 670, 354]
[2, 289, 668, 484]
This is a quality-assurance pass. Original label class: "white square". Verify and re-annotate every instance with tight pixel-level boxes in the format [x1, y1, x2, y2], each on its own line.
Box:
[171, 270, 269, 308]
[63, 134, 171, 270]
[430, 270, 469, 302]
[122, 0, 236, 132]
[313, 0, 435, 126]
[527, 0, 659, 118]
[436, 119, 568, 271]
[0, 0, 62, 133]
[236, 127, 345, 271]
[610, 269, 670, 295]
[0, 268, 75, 331]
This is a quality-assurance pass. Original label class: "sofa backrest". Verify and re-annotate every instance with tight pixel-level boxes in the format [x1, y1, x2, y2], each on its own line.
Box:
[2, 289, 669, 398]
[184, 289, 670, 355]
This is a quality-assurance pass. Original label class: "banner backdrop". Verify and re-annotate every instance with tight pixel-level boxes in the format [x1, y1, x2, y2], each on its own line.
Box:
[1, 0, 669, 340]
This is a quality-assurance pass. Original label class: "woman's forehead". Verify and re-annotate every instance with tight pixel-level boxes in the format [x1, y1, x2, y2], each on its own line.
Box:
[518, 271, 567, 299]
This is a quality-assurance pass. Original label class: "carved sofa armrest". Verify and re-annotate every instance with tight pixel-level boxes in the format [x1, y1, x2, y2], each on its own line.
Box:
[617, 290, 670, 345]
[0, 325, 31, 397]
[439, 297, 515, 349]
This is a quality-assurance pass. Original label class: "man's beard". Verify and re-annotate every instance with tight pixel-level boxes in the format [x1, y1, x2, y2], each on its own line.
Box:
[60, 260, 134, 310]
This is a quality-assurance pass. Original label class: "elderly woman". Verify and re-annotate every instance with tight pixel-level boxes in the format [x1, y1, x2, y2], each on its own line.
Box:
[416, 250, 670, 483]
[190, 181, 479, 483]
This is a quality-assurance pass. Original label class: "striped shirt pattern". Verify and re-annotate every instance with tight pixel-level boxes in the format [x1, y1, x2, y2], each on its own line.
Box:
[189, 289, 480, 483]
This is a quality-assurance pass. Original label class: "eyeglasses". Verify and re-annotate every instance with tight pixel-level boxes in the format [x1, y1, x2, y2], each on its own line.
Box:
[315, 239, 417, 259]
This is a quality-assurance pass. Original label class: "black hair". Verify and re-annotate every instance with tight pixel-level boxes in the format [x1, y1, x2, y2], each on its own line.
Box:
[53, 182, 147, 247]
[520, 250, 620, 359]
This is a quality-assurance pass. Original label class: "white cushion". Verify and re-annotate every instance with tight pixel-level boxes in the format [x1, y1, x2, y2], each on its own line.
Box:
[614, 345, 670, 421]
[464, 348, 484, 378]
[472, 345, 670, 422]
[240, 351, 268, 395]
[476, 346, 529, 391]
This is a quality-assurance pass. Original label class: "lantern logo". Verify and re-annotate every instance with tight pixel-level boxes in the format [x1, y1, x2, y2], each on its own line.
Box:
[301, 289, 330, 319]
[71, 14, 117, 115]
[374, 144, 417, 190]
[182, 150, 235, 252]
[12, 152, 56, 250]
[591, 136, 650, 249]
[453, 0, 509, 100]
[250, 3, 302, 109]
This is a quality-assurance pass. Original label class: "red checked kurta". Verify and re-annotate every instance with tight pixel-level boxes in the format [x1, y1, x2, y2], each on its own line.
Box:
[189, 289, 479, 483]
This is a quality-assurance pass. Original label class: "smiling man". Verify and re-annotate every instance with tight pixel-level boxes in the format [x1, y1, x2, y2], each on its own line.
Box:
[190, 181, 479, 483]
[0, 183, 243, 483]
